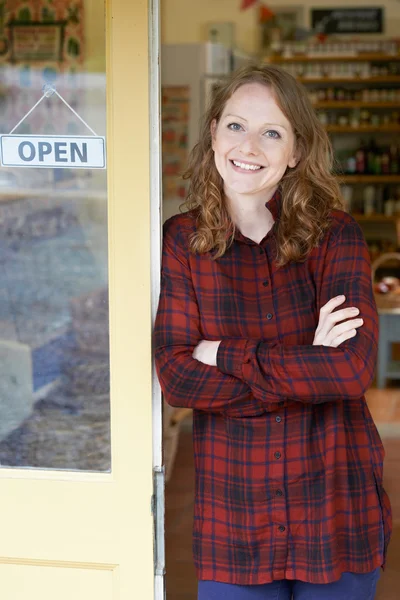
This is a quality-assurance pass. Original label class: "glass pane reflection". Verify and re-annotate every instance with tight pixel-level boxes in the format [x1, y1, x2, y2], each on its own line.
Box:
[0, 0, 110, 472]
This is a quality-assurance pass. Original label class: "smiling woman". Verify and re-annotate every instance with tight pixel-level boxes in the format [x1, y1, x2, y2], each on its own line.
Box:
[155, 62, 391, 600]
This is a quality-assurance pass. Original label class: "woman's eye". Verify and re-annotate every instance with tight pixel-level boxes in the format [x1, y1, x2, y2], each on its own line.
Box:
[265, 130, 281, 139]
[228, 122, 243, 132]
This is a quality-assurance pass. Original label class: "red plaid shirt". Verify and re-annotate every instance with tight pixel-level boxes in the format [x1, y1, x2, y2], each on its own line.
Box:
[155, 191, 392, 584]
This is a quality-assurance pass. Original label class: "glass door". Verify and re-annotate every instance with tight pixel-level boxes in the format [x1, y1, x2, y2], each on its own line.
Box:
[0, 1, 156, 598]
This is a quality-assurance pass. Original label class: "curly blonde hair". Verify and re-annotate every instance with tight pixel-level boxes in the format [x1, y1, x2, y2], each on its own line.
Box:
[182, 63, 342, 265]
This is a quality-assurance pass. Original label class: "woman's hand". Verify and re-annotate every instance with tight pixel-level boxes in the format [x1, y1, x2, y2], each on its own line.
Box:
[193, 296, 362, 360]
[313, 295, 363, 347]
[192, 340, 221, 366]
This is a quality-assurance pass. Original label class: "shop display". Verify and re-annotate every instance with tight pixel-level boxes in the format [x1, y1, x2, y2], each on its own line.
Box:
[268, 38, 400, 59]
[268, 38, 400, 266]
[341, 142, 400, 176]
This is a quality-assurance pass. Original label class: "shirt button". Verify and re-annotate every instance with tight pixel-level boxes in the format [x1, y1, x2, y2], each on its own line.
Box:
[275, 416, 282, 423]
[274, 451, 281, 459]
[279, 401, 285, 407]
[259, 247, 264, 255]
[266, 313, 273, 320]
[278, 525, 286, 533]
[276, 489, 283, 497]
[262, 280, 269, 287]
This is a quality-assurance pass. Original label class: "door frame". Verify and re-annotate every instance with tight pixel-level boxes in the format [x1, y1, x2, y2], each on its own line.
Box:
[149, 0, 165, 598]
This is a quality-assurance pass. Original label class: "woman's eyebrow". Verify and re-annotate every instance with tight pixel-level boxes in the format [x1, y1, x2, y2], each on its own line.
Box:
[223, 114, 288, 131]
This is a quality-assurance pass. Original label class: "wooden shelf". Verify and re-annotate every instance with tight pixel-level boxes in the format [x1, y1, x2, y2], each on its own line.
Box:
[267, 54, 400, 63]
[298, 76, 400, 84]
[314, 102, 400, 109]
[338, 175, 400, 184]
[326, 125, 400, 133]
[352, 214, 400, 223]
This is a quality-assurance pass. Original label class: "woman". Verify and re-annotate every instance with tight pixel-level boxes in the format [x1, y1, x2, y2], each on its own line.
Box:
[155, 64, 392, 600]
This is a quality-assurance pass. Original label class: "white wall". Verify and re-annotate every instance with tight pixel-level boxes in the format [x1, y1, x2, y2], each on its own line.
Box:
[161, 0, 260, 54]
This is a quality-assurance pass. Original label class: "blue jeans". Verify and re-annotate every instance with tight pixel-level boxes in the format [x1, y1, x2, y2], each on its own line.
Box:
[198, 568, 381, 600]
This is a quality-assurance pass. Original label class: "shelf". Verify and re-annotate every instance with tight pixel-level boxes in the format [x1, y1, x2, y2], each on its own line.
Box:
[352, 214, 400, 223]
[298, 76, 400, 84]
[314, 102, 400, 109]
[326, 125, 400, 133]
[267, 54, 400, 63]
[338, 175, 400, 184]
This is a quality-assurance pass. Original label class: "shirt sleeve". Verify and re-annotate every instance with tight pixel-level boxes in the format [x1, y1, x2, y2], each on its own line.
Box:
[217, 218, 379, 404]
[154, 217, 268, 416]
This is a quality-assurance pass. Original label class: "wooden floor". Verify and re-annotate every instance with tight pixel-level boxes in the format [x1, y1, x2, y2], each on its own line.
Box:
[165, 388, 400, 599]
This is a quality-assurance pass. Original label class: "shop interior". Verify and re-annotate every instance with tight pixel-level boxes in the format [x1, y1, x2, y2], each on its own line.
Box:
[161, 2, 400, 599]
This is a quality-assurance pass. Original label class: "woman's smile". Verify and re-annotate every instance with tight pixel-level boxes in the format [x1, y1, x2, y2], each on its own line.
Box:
[230, 159, 264, 173]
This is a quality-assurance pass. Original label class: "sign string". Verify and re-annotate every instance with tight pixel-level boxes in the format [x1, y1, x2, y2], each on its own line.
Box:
[8, 84, 99, 137]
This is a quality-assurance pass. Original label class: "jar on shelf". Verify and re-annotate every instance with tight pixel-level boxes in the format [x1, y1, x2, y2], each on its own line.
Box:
[371, 114, 380, 127]
[384, 198, 395, 217]
[318, 111, 328, 126]
[363, 185, 375, 215]
[341, 185, 353, 212]
[347, 156, 357, 174]
[326, 87, 335, 101]
[360, 110, 371, 125]
[350, 110, 360, 128]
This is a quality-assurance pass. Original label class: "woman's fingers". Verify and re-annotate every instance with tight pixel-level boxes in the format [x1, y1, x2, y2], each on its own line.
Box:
[316, 306, 359, 338]
[330, 328, 358, 348]
[313, 295, 364, 347]
[325, 318, 363, 346]
[319, 295, 347, 314]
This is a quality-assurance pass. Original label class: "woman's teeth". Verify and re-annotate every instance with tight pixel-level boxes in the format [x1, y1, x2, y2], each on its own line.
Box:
[232, 160, 262, 171]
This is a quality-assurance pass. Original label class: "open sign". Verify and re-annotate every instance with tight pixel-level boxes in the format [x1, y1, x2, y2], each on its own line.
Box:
[0, 135, 106, 169]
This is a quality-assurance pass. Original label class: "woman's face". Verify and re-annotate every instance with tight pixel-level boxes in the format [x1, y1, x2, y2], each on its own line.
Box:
[211, 82, 298, 202]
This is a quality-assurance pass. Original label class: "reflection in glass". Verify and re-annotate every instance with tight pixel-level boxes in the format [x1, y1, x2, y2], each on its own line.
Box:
[0, 0, 110, 471]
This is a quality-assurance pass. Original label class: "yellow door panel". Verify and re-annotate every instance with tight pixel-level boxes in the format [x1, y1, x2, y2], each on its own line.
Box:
[0, 0, 155, 598]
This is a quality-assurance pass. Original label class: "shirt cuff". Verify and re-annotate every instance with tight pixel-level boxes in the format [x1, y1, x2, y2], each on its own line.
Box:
[217, 339, 250, 377]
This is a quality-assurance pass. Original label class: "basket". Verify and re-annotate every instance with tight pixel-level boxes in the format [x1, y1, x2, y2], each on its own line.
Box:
[371, 253, 400, 312]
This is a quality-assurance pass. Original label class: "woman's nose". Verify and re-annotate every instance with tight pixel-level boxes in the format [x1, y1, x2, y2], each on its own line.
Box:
[239, 132, 260, 155]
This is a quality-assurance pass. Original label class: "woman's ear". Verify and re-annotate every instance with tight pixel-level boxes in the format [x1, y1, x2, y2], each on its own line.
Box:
[288, 143, 301, 169]
[210, 119, 217, 150]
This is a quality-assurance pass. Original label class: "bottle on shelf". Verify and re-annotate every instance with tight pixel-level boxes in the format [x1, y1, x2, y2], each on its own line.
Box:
[390, 144, 399, 173]
[355, 141, 367, 174]
[381, 148, 390, 175]
[363, 185, 375, 215]
[384, 196, 396, 216]
[367, 139, 378, 173]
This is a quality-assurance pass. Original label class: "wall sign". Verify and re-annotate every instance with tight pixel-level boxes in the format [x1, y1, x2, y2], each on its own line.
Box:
[8, 21, 67, 62]
[311, 8, 384, 34]
[0, 135, 106, 169]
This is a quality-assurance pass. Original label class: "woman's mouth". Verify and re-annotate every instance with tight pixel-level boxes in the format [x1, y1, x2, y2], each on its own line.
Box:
[230, 160, 264, 172]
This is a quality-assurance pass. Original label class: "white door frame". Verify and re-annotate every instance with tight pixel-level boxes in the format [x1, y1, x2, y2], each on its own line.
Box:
[149, 0, 165, 598]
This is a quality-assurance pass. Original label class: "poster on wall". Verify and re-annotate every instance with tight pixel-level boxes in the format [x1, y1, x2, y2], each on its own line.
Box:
[311, 8, 384, 34]
[162, 85, 189, 204]
[9, 20, 66, 62]
[0, 0, 85, 67]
